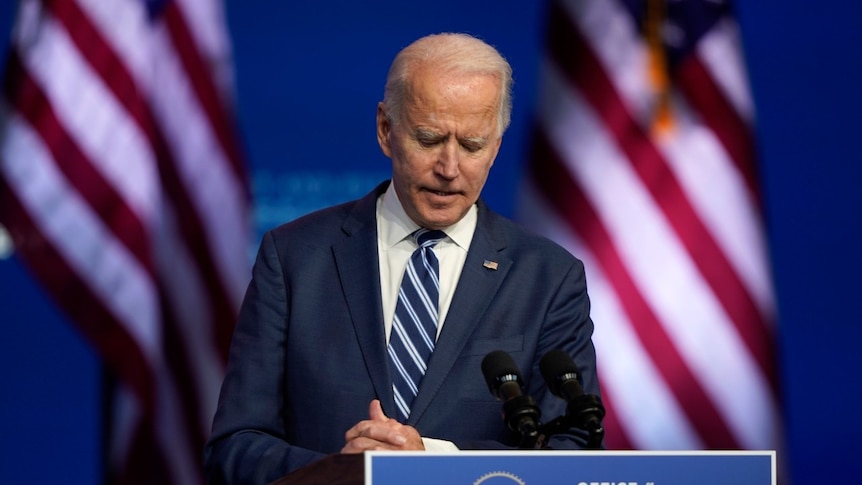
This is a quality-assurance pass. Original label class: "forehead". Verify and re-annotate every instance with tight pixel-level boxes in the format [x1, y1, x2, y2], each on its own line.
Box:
[402, 67, 501, 131]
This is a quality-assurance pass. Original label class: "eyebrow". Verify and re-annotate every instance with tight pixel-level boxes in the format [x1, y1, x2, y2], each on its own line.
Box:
[415, 128, 488, 146]
[415, 128, 445, 140]
[460, 135, 488, 146]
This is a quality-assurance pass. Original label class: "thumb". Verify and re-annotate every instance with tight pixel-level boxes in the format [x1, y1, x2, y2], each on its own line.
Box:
[368, 399, 388, 422]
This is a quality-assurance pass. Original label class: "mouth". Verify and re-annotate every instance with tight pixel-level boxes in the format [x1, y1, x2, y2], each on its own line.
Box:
[425, 187, 458, 197]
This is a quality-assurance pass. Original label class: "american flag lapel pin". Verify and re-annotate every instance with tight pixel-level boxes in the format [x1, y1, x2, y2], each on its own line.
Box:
[483, 260, 499, 270]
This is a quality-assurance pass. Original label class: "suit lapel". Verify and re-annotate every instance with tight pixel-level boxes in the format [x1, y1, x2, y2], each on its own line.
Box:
[331, 182, 398, 418]
[408, 204, 511, 425]
[332, 191, 512, 423]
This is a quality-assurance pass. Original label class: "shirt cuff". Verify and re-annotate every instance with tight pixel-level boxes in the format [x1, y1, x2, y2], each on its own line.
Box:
[421, 437, 460, 452]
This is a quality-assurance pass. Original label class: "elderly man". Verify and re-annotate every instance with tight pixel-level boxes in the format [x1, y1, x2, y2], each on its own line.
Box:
[204, 32, 601, 484]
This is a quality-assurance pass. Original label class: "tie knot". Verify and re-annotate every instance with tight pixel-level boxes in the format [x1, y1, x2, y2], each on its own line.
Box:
[413, 228, 447, 248]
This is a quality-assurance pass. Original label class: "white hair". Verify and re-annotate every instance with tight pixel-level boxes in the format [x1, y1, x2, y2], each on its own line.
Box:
[382, 33, 514, 136]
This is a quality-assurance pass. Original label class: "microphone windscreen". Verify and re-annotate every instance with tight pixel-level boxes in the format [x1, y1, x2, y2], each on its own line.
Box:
[481, 350, 522, 395]
[539, 349, 580, 397]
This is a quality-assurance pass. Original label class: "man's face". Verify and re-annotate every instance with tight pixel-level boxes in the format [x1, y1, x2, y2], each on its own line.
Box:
[377, 66, 503, 230]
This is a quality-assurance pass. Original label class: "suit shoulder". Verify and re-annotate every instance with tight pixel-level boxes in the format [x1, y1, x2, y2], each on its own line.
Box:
[264, 180, 386, 244]
[490, 212, 580, 264]
[268, 199, 355, 241]
[254, 202, 360, 264]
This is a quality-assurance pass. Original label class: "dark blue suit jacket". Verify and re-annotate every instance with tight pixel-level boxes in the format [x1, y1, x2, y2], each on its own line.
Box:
[203, 181, 600, 484]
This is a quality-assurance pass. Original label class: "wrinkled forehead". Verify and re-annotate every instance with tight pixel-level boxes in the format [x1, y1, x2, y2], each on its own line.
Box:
[406, 67, 501, 112]
[404, 73, 501, 131]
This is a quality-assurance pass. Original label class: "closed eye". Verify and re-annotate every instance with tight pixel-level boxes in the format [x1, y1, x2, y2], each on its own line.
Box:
[416, 130, 446, 147]
[460, 138, 487, 153]
[418, 137, 443, 147]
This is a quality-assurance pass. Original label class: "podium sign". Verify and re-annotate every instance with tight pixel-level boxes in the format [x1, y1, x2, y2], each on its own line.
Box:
[366, 450, 775, 485]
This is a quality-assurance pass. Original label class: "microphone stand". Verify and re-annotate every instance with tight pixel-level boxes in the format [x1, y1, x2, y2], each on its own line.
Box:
[536, 393, 605, 450]
[502, 394, 541, 449]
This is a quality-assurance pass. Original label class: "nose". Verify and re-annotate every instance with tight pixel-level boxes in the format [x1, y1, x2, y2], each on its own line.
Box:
[435, 140, 460, 179]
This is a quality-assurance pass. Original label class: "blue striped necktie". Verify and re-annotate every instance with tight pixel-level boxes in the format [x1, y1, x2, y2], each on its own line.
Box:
[388, 228, 447, 422]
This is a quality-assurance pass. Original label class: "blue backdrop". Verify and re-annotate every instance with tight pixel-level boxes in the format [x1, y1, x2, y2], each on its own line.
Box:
[1, 1, 860, 483]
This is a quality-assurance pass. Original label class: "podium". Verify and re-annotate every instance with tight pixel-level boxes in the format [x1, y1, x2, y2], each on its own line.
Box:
[269, 454, 363, 485]
[272, 450, 776, 485]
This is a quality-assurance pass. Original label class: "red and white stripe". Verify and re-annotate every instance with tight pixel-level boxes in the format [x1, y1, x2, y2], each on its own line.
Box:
[518, 0, 781, 451]
[0, 0, 249, 482]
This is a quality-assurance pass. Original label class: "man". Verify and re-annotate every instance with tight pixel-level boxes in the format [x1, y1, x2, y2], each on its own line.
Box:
[204, 33, 600, 484]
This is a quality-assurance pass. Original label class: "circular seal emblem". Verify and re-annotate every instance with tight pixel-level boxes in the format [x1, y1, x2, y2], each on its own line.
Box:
[473, 471, 527, 485]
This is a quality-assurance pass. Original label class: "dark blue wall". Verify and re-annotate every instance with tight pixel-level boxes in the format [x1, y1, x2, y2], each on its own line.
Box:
[1, 1, 860, 483]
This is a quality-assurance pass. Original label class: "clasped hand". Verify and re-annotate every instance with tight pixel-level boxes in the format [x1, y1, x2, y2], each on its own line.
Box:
[341, 399, 425, 453]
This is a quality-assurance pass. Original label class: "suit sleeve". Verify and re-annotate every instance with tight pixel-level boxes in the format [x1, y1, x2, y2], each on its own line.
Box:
[203, 231, 326, 485]
[532, 256, 601, 449]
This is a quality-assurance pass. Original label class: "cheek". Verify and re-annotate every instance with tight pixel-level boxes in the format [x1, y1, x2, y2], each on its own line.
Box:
[464, 157, 495, 184]
[391, 152, 426, 189]
[394, 145, 437, 173]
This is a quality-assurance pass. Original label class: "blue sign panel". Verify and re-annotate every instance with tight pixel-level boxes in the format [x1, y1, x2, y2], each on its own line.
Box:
[366, 450, 775, 485]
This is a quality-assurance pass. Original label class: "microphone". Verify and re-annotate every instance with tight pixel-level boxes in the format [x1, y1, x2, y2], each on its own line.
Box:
[481, 350, 541, 448]
[539, 349, 605, 448]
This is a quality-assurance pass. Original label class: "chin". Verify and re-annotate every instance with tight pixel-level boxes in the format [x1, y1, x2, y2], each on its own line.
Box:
[411, 199, 468, 229]
[420, 213, 461, 230]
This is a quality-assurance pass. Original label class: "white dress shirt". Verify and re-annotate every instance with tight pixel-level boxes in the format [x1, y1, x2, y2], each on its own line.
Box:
[376, 182, 476, 342]
[376, 182, 476, 451]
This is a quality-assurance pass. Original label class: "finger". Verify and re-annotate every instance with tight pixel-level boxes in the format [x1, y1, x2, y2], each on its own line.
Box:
[368, 399, 388, 422]
[342, 436, 397, 454]
[341, 436, 374, 454]
[344, 419, 405, 446]
[344, 419, 373, 442]
[359, 421, 408, 446]
[344, 401, 391, 442]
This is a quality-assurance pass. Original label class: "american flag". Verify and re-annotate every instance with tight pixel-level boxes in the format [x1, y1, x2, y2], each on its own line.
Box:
[0, 0, 249, 483]
[518, 0, 781, 451]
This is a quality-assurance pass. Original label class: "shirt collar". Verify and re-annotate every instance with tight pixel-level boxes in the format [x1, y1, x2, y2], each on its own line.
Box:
[378, 181, 477, 250]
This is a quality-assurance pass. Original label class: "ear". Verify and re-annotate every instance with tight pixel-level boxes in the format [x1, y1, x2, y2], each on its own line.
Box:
[376, 103, 393, 158]
[488, 135, 503, 168]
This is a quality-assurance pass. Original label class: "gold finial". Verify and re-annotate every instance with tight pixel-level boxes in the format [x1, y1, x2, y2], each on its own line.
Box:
[646, 0, 674, 136]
